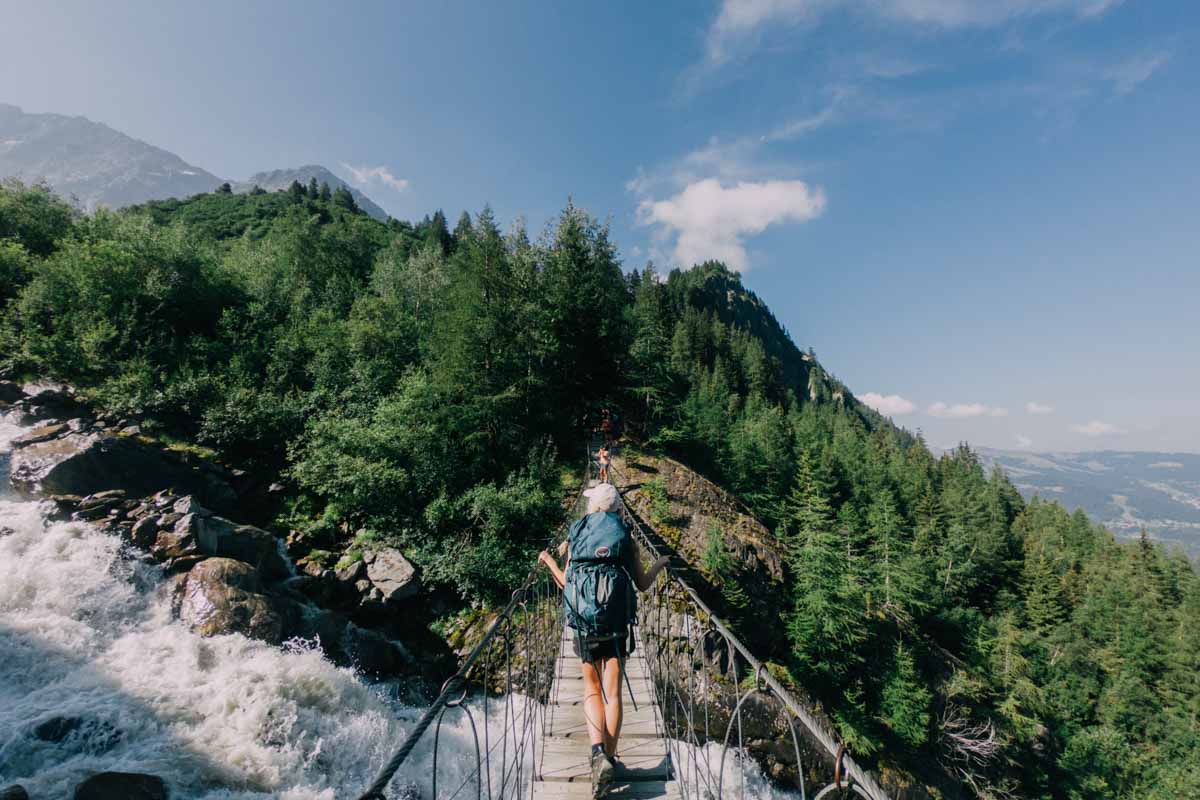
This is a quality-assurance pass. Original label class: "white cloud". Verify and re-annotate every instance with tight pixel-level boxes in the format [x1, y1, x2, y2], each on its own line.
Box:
[927, 401, 1009, 419]
[1069, 420, 1125, 437]
[1025, 401, 1054, 415]
[341, 163, 409, 192]
[1104, 50, 1171, 96]
[763, 105, 840, 142]
[1147, 461, 1183, 469]
[636, 178, 825, 271]
[706, 0, 1122, 64]
[860, 392, 916, 416]
[1016, 434, 1034, 449]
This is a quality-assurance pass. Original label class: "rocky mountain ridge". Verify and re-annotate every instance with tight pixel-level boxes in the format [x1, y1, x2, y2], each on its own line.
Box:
[0, 104, 386, 218]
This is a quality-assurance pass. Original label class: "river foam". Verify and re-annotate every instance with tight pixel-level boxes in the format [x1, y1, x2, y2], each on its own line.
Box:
[0, 412, 521, 798]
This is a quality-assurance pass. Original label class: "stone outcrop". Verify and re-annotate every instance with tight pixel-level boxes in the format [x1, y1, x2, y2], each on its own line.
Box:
[177, 558, 291, 642]
[0, 786, 29, 800]
[0, 380, 24, 403]
[614, 448, 787, 656]
[18, 382, 87, 422]
[73, 772, 167, 800]
[364, 548, 422, 604]
[10, 429, 237, 515]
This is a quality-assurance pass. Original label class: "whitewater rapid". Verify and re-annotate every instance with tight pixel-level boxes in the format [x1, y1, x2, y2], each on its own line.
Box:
[0, 411, 503, 798]
[0, 411, 796, 799]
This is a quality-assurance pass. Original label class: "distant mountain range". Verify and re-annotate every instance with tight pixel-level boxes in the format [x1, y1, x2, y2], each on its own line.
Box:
[0, 104, 386, 220]
[977, 448, 1200, 557]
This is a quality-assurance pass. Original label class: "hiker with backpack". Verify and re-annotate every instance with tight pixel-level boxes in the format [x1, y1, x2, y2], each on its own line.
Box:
[597, 444, 611, 484]
[538, 482, 670, 796]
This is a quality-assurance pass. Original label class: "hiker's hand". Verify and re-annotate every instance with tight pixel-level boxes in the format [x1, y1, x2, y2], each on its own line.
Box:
[538, 550, 556, 568]
[653, 556, 671, 572]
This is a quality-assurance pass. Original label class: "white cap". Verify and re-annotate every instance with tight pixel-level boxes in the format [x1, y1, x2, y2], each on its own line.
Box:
[583, 482, 620, 513]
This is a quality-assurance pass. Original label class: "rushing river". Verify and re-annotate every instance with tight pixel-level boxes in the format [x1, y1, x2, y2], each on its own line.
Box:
[0, 411, 793, 799]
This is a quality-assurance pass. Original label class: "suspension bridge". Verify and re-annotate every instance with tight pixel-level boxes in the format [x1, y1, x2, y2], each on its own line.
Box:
[356, 438, 890, 800]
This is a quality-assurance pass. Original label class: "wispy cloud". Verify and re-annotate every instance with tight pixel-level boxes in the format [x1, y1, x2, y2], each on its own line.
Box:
[1104, 50, 1171, 96]
[704, 0, 1124, 67]
[341, 163, 409, 192]
[860, 392, 916, 416]
[1016, 434, 1034, 449]
[928, 401, 1009, 419]
[1026, 401, 1054, 415]
[635, 178, 825, 272]
[1070, 420, 1125, 437]
[1147, 461, 1184, 469]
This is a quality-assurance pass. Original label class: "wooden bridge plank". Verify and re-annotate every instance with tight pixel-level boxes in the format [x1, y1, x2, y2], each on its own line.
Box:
[531, 781, 680, 800]
[534, 622, 677, 800]
[553, 678, 654, 706]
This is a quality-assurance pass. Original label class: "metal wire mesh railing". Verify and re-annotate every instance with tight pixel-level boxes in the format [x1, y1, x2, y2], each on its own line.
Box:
[357, 435, 892, 800]
[611, 480, 890, 800]
[355, 448, 591, 800]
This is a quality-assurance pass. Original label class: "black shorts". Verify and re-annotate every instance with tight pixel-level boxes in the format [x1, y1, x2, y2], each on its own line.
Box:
[573, 632, 634, 664]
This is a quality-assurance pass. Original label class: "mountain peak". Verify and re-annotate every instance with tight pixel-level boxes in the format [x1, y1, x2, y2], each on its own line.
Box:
[0, 106, 388, 220]
[0, 104, 222, 210]
[233, 166, 388, 220]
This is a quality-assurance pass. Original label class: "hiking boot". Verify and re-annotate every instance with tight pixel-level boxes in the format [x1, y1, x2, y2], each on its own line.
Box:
[591, 749, 615, 798]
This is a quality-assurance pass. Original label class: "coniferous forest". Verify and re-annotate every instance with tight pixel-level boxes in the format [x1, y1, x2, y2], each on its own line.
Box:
[1, 178, 1197, 799]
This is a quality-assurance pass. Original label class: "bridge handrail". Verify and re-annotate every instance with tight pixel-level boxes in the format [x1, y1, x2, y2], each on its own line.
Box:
[613, 482, 891, 800]
[355, 445, 592, 800]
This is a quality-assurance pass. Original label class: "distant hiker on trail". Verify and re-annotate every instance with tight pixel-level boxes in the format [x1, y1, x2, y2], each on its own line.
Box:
[600, 410, 613, 445]
[597, 444, 610, 484]
[538, 483, 670, 798]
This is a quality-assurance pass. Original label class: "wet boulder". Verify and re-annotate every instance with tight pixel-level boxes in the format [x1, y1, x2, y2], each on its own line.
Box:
[20, 382, 85, 422]
[343, 624, 413, 676]
[9, 432, 237, 515]
[150, 514, 204, 571]
[0, 786, 29, 800]
[193, 514, 289, 580]
[73, 772, 167, 800]
[33, 716, 123, 754]
[364, 548, 422, 604]
[129, 515, 161, 549]
[10, 421, 70, 447]
[177, 558, 294, 643]
[0, 380, 25, 403]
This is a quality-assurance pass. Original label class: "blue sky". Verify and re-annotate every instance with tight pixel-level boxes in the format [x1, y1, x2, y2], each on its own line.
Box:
[3, 0, 1197, 452]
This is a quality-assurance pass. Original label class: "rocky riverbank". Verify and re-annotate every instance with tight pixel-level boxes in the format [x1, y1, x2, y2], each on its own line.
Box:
[2, 381, 452, 680]
[0, 380, 469, 798]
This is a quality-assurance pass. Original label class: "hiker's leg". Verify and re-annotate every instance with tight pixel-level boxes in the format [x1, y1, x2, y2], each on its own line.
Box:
[599, 655, 623, 756]
[580, 660, 606, 749]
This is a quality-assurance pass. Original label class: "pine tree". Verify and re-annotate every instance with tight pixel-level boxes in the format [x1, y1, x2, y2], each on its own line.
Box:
[332, 185, 357, 211]
[879, 642, 932, 748]
[452, 210, 473, 251]
[427, 210, 451, 253]
[319, 182, 332, 202]
[628, 264, 672, 423]
[307, 176, 319, 197]
[784, 451, 866, 689]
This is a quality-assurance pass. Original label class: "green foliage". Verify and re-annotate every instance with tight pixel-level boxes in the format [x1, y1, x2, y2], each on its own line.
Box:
[1, 179, 1197, 798]
[0, 178, 76, 256]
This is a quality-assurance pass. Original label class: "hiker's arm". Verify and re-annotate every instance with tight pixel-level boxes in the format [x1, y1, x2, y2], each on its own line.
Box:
[632, 545, 671, 592]
[539, 547, 568, 590]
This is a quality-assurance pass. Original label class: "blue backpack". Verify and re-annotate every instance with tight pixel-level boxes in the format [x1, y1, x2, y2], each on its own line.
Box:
[564, 511, 637, 640]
